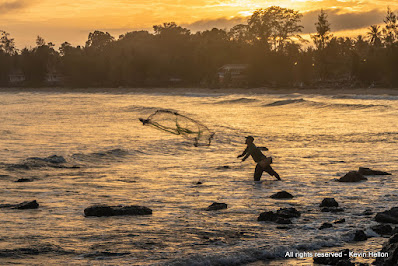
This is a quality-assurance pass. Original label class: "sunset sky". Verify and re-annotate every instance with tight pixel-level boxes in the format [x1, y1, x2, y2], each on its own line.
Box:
[1, 0, 397, 49]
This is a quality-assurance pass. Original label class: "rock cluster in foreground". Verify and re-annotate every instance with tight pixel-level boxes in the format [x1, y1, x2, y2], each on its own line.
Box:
[258, 207, 301, 224]
[375, 207, 398, 224]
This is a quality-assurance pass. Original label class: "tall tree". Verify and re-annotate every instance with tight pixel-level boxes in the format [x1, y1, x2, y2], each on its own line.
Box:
[85, 31, 114, 50]
[367, 25, 382, 47]
[383, 7, 398, 46]
[247, 7, 303, 51]
[311, 9, 332, 50]
[0, 31, 16, 55]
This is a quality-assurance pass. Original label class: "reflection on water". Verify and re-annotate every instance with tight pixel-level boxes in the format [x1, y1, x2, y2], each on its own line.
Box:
[0, 91, 397, 264]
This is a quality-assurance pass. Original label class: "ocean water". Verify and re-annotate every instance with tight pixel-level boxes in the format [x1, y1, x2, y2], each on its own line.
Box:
[0, 90, 397, 265]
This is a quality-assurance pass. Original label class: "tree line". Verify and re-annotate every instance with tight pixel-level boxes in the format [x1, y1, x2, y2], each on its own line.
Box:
[1, 6, 398, 88]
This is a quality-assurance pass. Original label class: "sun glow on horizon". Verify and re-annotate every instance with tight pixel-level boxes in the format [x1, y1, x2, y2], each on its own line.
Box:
[1, 0, 397, 48]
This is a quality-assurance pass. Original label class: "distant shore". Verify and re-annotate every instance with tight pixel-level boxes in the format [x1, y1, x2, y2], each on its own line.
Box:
[1, 86, 398, 96]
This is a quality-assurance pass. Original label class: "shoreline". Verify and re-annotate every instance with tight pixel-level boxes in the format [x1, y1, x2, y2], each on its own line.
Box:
[1, 86, 398, 96]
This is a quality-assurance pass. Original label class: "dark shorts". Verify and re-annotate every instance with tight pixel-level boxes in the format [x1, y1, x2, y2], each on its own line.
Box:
[254, 163, 278, 181]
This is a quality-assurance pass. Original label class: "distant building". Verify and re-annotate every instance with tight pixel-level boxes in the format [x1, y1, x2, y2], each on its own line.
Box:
[45, 70, 65, 86]
[217, 64, 249, 86]
[8, 70, 26, 85]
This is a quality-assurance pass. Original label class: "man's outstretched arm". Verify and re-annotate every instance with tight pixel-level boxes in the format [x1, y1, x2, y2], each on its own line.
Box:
[237, 147, 248, 158]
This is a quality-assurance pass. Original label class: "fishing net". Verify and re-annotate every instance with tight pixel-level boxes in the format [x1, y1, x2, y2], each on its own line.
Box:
[139, 110, 214, 146]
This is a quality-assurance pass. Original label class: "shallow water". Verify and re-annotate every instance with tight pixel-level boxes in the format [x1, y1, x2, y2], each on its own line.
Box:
[0, 90, 397, 265]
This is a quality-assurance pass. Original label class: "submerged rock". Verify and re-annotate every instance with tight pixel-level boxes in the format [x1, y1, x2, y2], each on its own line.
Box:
[358, 167, 391, 176]
[258, 207, 300, 224]
[270, 191, 294, 199]
[84, 205, 152, 217]
[313, 249, 351, 265]
[333, 218, 346, 224]
[338, 171, 367, 182]
[15, 178, 34, 182]
[374, 233, 398, 266]
[375, 207, 398, 224]
[205, 202, 227, 211]
[319, 222, 333, 230]
[372, 224, 393, 236]
[276, 207, 301, 218]
[321, 207, 344, 213]
[353, 230, 368, 241]
[0, 200, 39, 210]
[320, 198, 339, 207]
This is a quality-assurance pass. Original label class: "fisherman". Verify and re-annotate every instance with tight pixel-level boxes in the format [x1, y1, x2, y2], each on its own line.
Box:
[237, 136, 281, 181]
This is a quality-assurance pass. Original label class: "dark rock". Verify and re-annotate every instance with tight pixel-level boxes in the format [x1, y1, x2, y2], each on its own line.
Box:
[353, 230, 368, 241]
[84, 205, 152, 217]
[275, 217, 292, 224]
[13, 200, 39, 209]
[319, 222, 333, 230]
[270, 191, 294, 199]
[358, 167, 391, 176]
[16, 178, 33, 182]
[362, 209, 373, 216]
[205, 202, 227, 211]
[258, 211, 277, 222]
[372, 224, 393, 236]
[276, 207, 301, 218]
[375, 207, 398, 224]
[321, 207, 344, 213]
[258, 208, 300, 223]
[0, 200, 39, 209]
[333, 218, 346, 224]
[196, 181, 202, 185]
[374, 233, 398, 266]
[320, 198, 339, 207]
[338, 171, 367, 182]
[276, 226, 291, 230]
[313, 249, 352, 265]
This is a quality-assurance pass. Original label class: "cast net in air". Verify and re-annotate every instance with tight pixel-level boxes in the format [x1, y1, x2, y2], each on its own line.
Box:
[139, 110, 215, 146]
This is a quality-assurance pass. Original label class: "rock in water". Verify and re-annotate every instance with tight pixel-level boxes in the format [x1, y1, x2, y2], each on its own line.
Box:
[319, 223, 333, 230]
[15, 178, 33, 182]
[270, 191, 294, 199]
[13, 200, 39, 209]
[372, 224, 393, 236]
[313, 249, 351, 265]
[320, 198, 339, 207]
[375, 207, 398, 224]
[353, 230, 368, 241]
[258, 207, 300, 224]
[205, 202, 227, 211]
[84, 205, 152, 217]
[358, 167, 391, 175]
[276, 208, 301, 218]
[333, 218, 346, 224]
[374, 233, 398, 266]
[257, 211, 278, 222]
[338, 171, 367, 182]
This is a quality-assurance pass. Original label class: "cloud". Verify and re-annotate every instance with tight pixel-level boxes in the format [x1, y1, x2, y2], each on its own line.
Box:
[182, 17, 246, 32]
[301, 8, 387, 33]
[0, 0, 38, 14]
[180, 8, 389, 34]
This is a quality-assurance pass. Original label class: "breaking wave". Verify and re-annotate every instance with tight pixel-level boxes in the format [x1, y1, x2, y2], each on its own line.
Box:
[215, 98, 259, 104]
[263, 98, 387, 109]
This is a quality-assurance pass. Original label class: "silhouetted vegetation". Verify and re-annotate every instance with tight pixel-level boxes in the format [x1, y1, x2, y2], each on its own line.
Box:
[1, 6, 398, 88]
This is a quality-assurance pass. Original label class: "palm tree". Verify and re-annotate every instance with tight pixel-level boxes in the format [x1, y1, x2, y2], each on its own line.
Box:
[367, 25, 382, 47]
